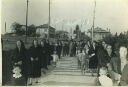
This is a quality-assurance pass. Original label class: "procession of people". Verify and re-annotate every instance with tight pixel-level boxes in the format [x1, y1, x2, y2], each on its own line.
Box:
[10, 38, 128, 86]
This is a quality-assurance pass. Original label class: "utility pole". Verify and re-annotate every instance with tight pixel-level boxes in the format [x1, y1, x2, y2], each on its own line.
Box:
[62, 23, 63, 39]
[47, 0, 50, 39]
[25, 0, 28, 43]
[92, 0, 96, 42]
[5, 22, 6, 34]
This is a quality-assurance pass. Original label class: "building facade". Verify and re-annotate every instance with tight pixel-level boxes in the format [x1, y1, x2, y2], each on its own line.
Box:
[36, 24, 56, 38]
[87, 27, 110, 41]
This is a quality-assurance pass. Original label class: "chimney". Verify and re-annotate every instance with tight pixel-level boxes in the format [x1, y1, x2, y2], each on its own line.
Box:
[109, 29, 110, 32]
[107, 28, 108, 31]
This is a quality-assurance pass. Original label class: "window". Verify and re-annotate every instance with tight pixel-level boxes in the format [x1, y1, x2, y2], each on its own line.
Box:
[45, 29, 47, 32]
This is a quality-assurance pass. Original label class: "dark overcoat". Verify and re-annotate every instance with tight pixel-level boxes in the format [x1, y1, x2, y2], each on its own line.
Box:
[28, 45, 41, 78]
[10, 47, 26, 76]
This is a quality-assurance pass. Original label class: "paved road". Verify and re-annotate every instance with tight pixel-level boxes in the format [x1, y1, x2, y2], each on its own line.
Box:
[31, 56, 97, 86]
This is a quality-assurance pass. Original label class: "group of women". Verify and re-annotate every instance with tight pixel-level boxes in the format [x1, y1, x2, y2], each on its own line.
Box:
[10, 39, 63, 85]
[10, 38, 128, 86]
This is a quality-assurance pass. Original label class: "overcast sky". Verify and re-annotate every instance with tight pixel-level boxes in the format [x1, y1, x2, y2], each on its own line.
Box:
[1, 0, 128, 35]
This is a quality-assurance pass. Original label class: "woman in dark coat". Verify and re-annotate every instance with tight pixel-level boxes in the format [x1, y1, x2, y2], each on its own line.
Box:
[45, 39, 51, 66]
[54, 40, 58, 51]
[88, 41, 99, 76]
[63, 41, 66, 56]
[97, 40, 108, 77]
[61, 41, 65, 57]
[56, 41, 62, 59]
[39, 40, 47, 74]
[87, 40, 92, 50]
[106, 43, 117, 66]
[69, 41, 74, 57]
[73, 41, 77, 57]
[49, 41, 55, 61]
[42, 39, 49, 70]
[65, 41, 69, 56]
[10, 40, 27, 85]
[28, 39, 41, 85]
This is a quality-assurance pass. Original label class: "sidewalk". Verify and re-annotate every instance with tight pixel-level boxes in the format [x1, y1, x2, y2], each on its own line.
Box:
[32, 56, 97, 86]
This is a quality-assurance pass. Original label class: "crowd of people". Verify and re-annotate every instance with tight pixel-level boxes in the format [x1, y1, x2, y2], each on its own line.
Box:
[9, 38, 128, 86]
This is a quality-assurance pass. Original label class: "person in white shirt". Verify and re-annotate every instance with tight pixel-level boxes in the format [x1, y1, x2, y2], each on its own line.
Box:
[76, 49, 81, 69]
[80, 49, 89, 75]
[51, 51, 59, 67]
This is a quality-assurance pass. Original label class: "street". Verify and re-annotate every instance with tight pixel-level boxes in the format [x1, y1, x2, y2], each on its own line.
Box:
[31, 56, 97, 86]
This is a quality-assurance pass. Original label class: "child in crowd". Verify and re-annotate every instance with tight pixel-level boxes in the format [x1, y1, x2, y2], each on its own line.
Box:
[93, 67, 113, 86]
[11, 66, 26, 86]
[51, 51, 59, 67]
[79, 49, 89, 75]
[76, 49, 81, 69]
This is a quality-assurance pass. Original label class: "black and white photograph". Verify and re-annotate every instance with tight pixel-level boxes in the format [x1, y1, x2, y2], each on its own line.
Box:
[1, 0, 128, 86]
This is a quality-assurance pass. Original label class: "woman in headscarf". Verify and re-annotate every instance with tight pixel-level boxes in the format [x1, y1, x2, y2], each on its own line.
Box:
[28, 39, 41, 85]
[10, 40, 27, 85]
[39, 40, 47, 74]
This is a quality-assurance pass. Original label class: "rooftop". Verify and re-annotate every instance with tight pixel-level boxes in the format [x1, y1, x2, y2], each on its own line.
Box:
[87, 27, 110, 33]
[36, 24, 55, 30]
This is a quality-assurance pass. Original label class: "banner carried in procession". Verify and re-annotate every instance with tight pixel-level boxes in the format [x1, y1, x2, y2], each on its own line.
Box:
[63, 19, 78, 25]
[79, 19, 89, 25]
[50, 18, 89, 25]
